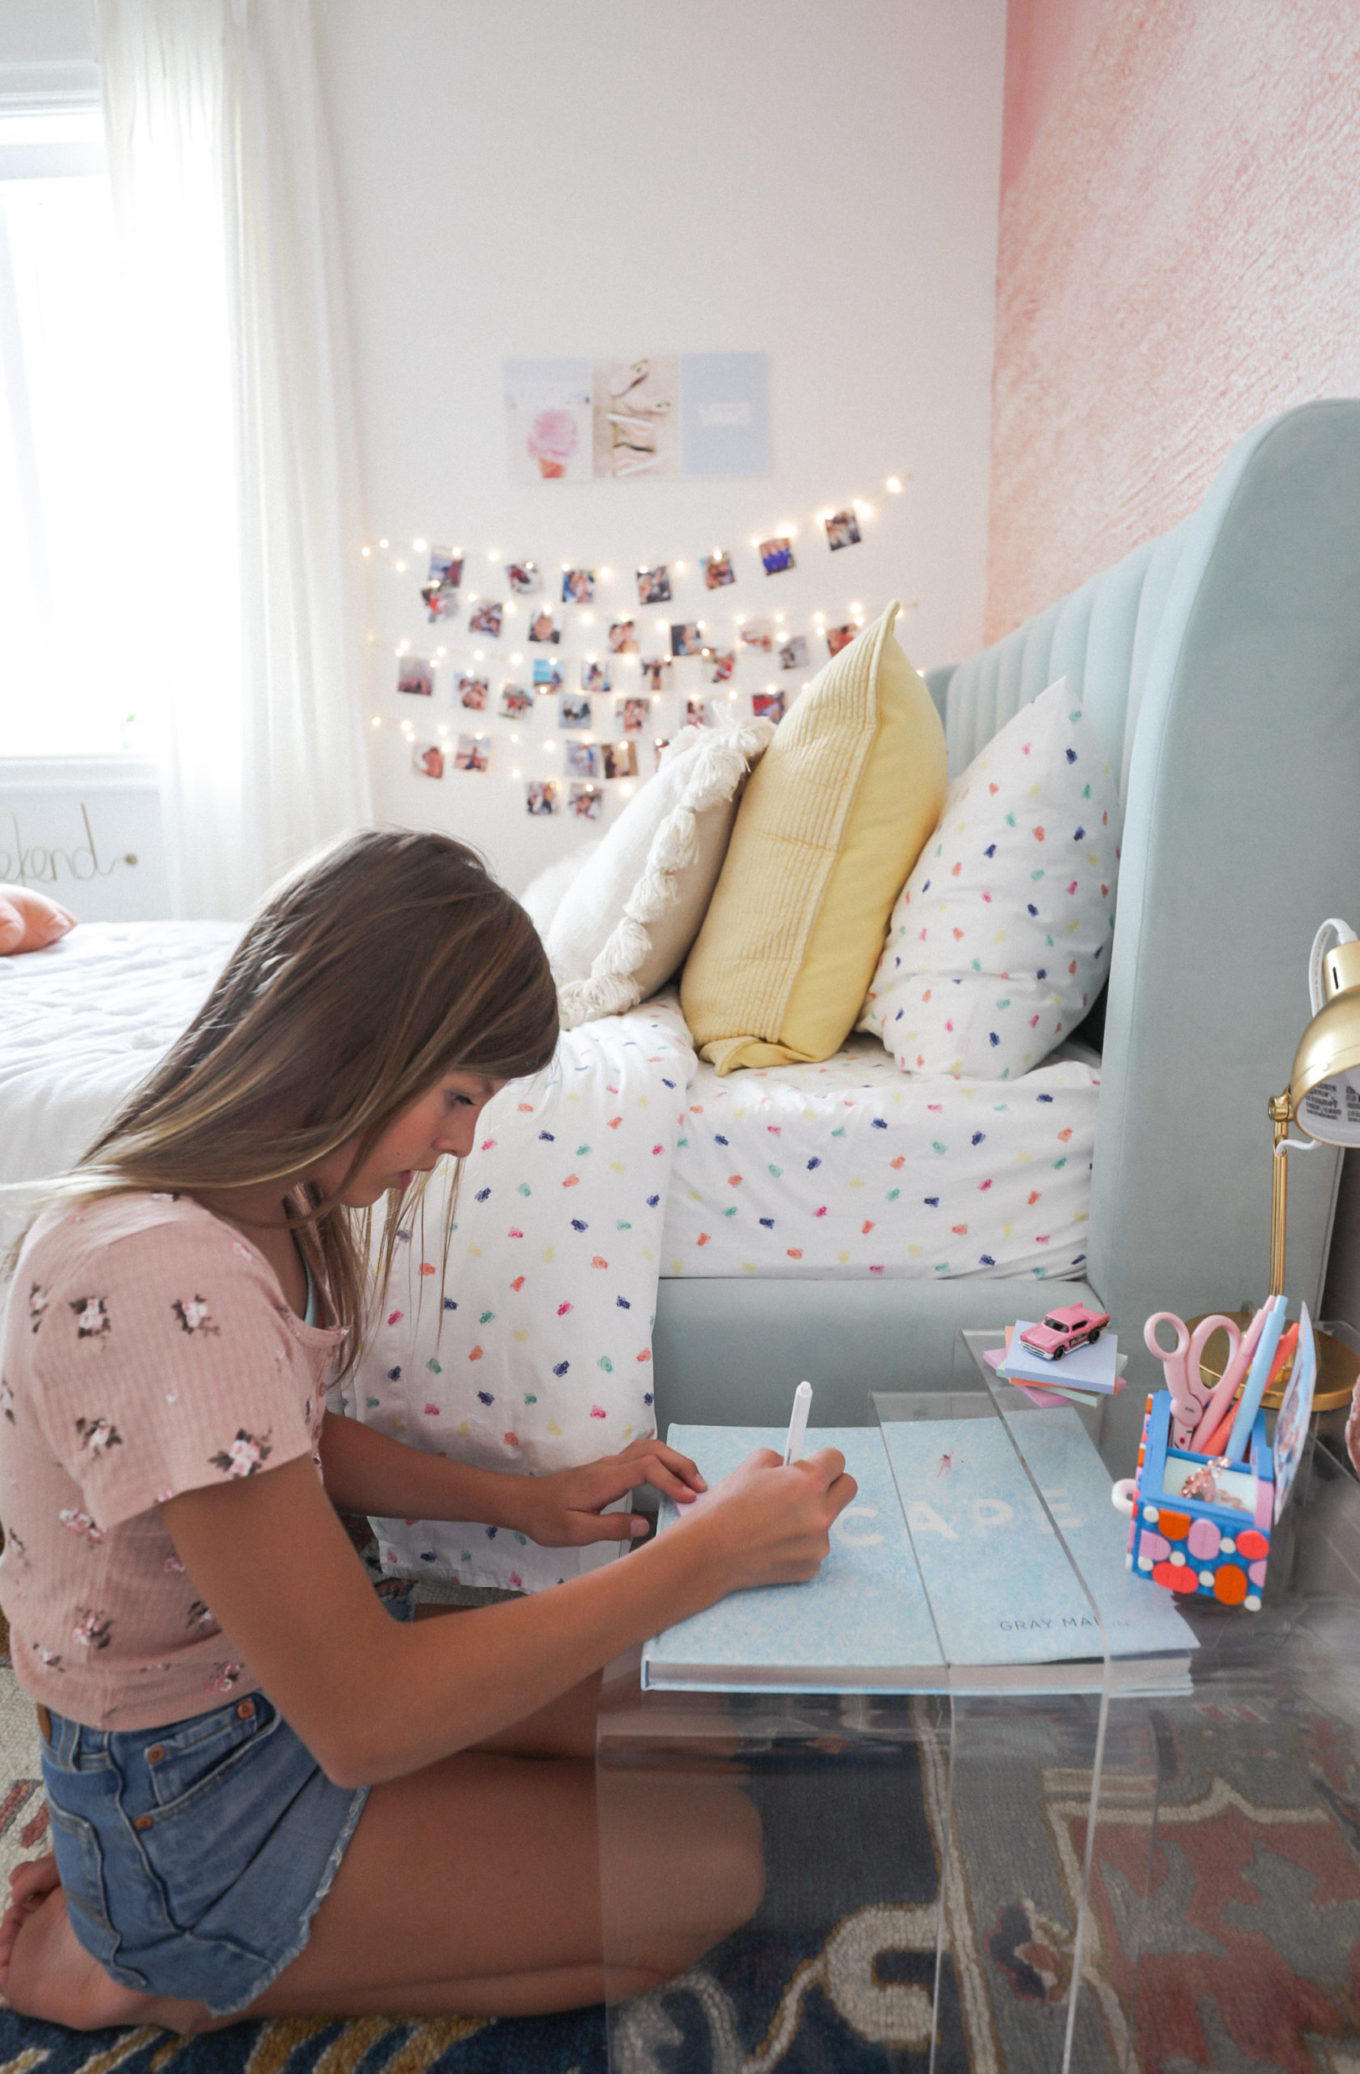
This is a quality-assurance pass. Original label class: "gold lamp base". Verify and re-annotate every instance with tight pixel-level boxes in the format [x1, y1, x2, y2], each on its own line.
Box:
[1188, 1312, 1360, 1417]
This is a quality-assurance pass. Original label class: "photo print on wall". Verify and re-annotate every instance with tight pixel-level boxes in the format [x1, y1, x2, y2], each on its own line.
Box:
[670, 622, 703, 658]
[825, 508, 861, 550]
[504, 359, 593, 485]
[561, 568, 595, 604]
[636, 564, 672, 605]
[759, 536, 795, 575]
[398, 656, 433, 697]
[702, 550, 736, 589]
[455, 735, 490, 772]
[570, 782, 603, 821]
[826, 622, 860, 657]
[582, 660, 611, 695]
[532, 658, 563, 693]
[608, 619, 638, 654]
[420, 546, 462, 622]
[469, 600, 503, 637]
[592, 355, 680, 480]
[526, 779, 558, 815]
[499, 683, 531, 718]
[506, 560, 541, 594]
[558, 692, 592, 729]
[565, 741, 600, 777]
[413, 741, 445, 778]
[458, 674, 489, 710]
[617, 696, 648, 733]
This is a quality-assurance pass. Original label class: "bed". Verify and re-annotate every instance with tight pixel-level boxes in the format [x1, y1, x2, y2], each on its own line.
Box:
[3, 400, 1360, 1578]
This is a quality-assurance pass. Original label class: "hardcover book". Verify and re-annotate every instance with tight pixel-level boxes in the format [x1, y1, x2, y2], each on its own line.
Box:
[880, 1409, 1196, 1684]
[640, 1417, 1195, 1695]
[1000, 1322, 1121, 1393]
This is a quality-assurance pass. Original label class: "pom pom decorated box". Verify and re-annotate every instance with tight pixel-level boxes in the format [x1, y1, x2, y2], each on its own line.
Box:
[1123, 1391, 1273, 1611]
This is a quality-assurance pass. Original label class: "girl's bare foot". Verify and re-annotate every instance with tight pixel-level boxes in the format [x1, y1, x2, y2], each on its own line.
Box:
[0, 1854, 60, 1974]
[0, 1857, 206, 2033]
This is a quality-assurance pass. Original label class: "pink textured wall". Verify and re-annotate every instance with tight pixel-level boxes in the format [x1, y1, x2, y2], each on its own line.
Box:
[987, 1, 1360, 640]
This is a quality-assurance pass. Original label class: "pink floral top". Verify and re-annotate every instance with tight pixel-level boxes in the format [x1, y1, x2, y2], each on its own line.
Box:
[0, 1192, 343, 1730]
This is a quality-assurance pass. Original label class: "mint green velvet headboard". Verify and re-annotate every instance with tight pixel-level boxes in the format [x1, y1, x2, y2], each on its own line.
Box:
[934, 400, 1360, 1454]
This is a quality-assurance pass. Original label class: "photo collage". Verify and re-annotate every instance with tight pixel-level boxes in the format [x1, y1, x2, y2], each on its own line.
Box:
[386, 487, 890, 820]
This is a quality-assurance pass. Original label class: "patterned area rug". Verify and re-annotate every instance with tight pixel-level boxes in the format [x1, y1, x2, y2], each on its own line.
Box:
[6, 1650, 1360, 2071]
[0, 1668, 959, 2074]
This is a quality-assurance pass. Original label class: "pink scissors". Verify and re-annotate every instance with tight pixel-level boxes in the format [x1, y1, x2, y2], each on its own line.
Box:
[1144, 1312, 1244, 1448]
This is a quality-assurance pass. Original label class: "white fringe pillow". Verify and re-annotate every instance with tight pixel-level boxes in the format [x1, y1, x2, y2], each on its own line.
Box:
[547, 718, 775, 1030]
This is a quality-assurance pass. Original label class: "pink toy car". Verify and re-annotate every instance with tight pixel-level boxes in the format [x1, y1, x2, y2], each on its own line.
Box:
[1019, 1303, 1111, 1361]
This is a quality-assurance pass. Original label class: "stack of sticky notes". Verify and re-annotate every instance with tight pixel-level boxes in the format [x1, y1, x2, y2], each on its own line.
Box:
[984, 1323, 1126, 1409]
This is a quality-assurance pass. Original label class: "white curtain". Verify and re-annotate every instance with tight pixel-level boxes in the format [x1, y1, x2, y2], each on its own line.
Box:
[95, 0, 371, 919]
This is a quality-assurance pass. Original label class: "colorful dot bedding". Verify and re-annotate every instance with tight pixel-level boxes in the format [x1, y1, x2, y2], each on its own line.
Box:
[860, 678, 1121, 1079]
[649, 995, 1098, 1282]
[351, 991, 1099, 1588]
[346, 1007, 693, 1591]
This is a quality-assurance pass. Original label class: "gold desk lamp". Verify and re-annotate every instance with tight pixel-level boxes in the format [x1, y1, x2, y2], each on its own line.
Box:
[1197, 919, 1360, 1413]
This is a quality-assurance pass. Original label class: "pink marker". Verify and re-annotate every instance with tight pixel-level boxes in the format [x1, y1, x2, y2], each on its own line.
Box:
[1190, 1299, 1270, 1451]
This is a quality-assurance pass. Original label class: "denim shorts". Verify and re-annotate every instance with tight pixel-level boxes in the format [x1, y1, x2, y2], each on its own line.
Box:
[39, 1583, 416, 2017]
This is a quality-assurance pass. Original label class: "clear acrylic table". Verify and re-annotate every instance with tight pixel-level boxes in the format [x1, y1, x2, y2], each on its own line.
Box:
[597, 1334, 1360, 2072]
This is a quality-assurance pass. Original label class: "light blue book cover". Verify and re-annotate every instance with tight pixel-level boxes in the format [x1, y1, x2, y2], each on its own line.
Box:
[641, 1427, 946, 1693]
[1002, 1322, 1120, 1393]
[880, 1410, 1197, 1671]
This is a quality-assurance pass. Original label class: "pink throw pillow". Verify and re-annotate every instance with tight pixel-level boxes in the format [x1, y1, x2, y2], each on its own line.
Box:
[0, 886, 76, 955]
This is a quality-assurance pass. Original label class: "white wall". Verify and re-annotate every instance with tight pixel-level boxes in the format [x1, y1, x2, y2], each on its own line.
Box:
[0, 0, 93, 71]
[315, 0, 1006, 894]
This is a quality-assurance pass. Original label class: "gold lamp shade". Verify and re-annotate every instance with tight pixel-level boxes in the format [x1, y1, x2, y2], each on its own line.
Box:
[1291, 939, 1360, 1144]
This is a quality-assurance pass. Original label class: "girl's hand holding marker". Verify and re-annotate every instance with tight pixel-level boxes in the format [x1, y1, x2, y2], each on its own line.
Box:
[664, 1380, 858, 1595]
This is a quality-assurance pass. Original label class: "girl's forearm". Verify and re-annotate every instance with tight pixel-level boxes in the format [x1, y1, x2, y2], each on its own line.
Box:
[346, 1522, 725, 1783]
[318, 1410, 525, 1530]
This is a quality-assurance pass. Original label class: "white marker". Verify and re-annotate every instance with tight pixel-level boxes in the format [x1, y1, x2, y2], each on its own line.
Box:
[782, 1380, 813, 1466]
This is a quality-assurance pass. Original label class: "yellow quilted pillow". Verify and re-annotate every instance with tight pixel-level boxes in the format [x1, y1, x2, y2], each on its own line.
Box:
[680, 601, 947, 1071]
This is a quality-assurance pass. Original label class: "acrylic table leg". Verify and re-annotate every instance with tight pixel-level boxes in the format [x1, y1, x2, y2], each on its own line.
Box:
[938, 1684, 1164, 2074]
[597, 1663, 952, 2072]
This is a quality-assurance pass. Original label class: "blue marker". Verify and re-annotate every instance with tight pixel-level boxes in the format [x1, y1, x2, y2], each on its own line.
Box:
[1223, 1293, 1288, 1464]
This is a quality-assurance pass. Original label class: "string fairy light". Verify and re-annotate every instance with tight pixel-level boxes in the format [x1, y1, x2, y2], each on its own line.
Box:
[364, 470, 913, 818]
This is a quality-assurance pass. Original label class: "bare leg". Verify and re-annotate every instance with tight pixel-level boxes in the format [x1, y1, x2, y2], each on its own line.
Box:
[237, 1739, 763, 2021]
[0, 1685, 763, 2032]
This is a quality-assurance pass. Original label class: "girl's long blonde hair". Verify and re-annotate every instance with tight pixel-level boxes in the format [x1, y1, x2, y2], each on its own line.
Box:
[50, 829, 559, 1375]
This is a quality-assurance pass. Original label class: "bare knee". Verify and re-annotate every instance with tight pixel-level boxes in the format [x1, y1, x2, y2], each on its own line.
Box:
[604, 1780, 764, 1982]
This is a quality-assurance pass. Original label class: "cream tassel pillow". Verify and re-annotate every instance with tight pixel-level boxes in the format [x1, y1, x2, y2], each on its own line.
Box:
[548, 717, 775, 1030]
[680, 601, 946, 1072]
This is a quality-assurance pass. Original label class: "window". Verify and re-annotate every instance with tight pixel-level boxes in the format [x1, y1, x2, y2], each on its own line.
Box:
[0, 107, 142, 757]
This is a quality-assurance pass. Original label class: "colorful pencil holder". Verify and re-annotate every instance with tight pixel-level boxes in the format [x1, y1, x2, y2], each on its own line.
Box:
[1113, 1390, 1273, 1611]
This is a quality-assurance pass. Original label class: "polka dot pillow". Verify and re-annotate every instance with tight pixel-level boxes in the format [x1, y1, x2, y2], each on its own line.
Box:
[860, 677, 1121, 1079]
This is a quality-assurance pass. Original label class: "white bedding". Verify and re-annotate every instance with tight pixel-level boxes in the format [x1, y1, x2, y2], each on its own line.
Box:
[0, 923, 241, 1248]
